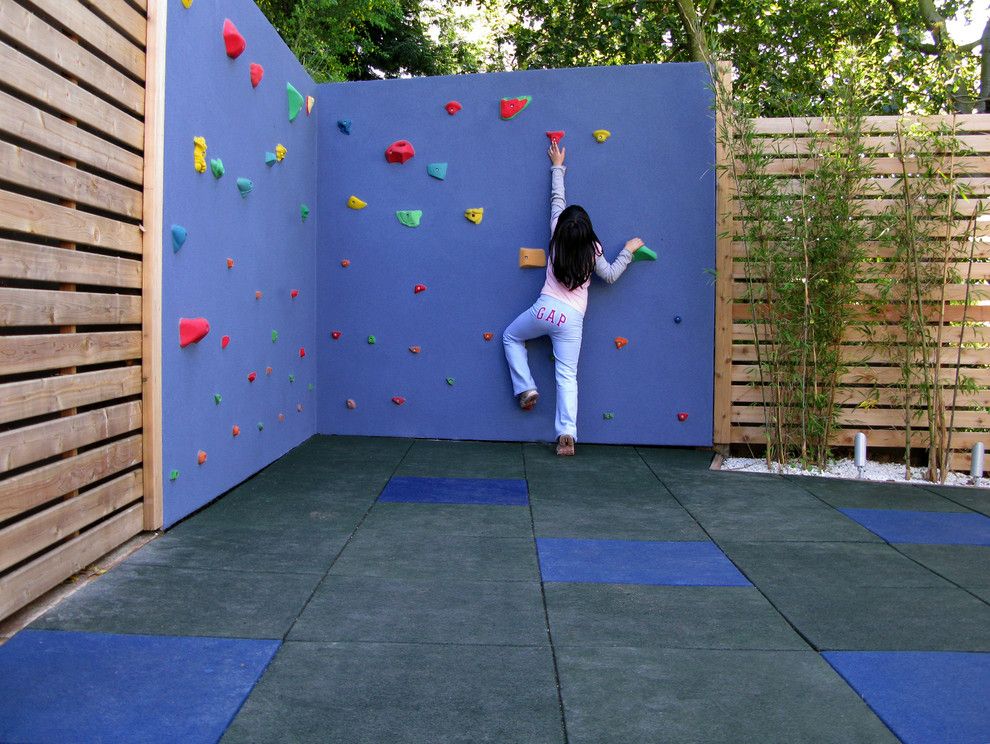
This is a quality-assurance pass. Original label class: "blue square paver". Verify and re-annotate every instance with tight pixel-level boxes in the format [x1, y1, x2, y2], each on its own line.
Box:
[839, 508, 990, 546]
[378, 476, 529, 506]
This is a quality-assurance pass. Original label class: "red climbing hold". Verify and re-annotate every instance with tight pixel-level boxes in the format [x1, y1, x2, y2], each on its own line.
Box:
[500, 96, 532, 119]
[299, 347, 306, 358]
[414, 284, 427, 294]
[546, 130, 565, 144]
[677, 412, 689, 422]
[227, 258, 234, 269]
[197, 450, 207, 465]
[408, 346, 421, 354]
[232, 425, 240, 437]
[222, 19, 246, 59]
[179, 317, 210, 348]
[250, 63, 264, 87]
[392, 396, 406, 406]
[331, 331, 341, 340]
[614, 337, 629, 350]
[346, 399, 357, 409]
[445, 101, 462, 115]
[340, 259, 351, 268]
[247, 371, 257, 382]
[255, 291, 263, 300]
[291, 289, 299, 298]
[483, 332, 494, 341]
[385, 140, 415, 164]
[278, 413, 286, 422]
[221, 335, 230, 349]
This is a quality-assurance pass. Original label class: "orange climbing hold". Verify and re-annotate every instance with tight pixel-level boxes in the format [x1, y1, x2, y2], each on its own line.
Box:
[408, 346, 421, 354]
[278, 413, 286, 422]
[291, 289, 299, 298]
[226, 258, 234, 269]
[299, 347, 306, 358]
[247, 371, 257, 382]
[331, 331, 341, 339]
[614, 337, 629, 349]
[221, 335, 230, 349]
[392, 396, 405, 406]
[341, 259, 351, 268]
[255, 291, 263, 300]
[385, 140, 415, 164]
[197, 450, 207, 465]
[483, 332, 494, 341]
[250, 63, 263, 87]
[232, 425, 240, 437]
[266, 366, 272, 376]
[222, 19, 246, 59]
[179, 317, 210, 347]
[414, 284, 426, 294]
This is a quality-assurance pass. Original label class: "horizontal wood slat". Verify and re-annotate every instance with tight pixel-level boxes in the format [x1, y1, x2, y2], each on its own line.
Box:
[0, 40, 143, 149]
[0, 141, 143, 218]
[731, 322, 990, 344]
[731, 343, 990, 366]
[0, 331, 142, 375]
[0, 503, 142, 620]
[92, 0, 147, 47]
[0, 238, 142, 288]
[0, 0, 145, 115]
[750, 115, 990, 135]
[731, 364, 990, 386]
[731, 406, 990, 429]
[0, 286, 142, 327]
[0, 469, 141, 573]
[0, 434, 142, 523]
[0, 190, 142, 253]
[0, 90, 143, 184]
[0, 400, 142, 473]
[0, 366, 141, 425]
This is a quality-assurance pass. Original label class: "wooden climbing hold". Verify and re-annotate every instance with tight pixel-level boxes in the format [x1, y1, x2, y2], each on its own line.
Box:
[221, 335, 230, 348]
[210, 158, 225, 178]
[232, 425, 240, 437]
[305, 96, 315, 115]
[255, 290, 263, 300]
[275, 144, 287, 161]
[291, 289, 299, 298]
[299, 347, 306, 358]
[287, 82, 304, 121]
[408, 346, 420, 354]
[593, 129, 612, 143]
[214, 393, 222, 405]
[677, 412, 689, 422]
[179, 317, 210, 347]
[193, 136, 207, 173]
[226, 258, 234, 269]
[248, 371, 257, 382]
[614, 337, 629, 350]
[483, 332, 494, 341]
[396, 210, 422, 227]
[250, 63, 264, 88]
[346, 399, 357, 409]
[301, 204, 310, 221]
[413, 284, 426, 294]
[519, 248, 547, 268]
[545, 130, 565, 144]
[427, 162, 447, 180]
[500, 96, 532, 120]
[171, 224, 187, 252]
[392, 396, 405, 406]
[445, 101, 462, 115]
[632, 245, 657, 262]
[368, 336, 376, 344]
[347, 196, 366, 210]
[265, 366, 272, 376]
[337, 119, 352, 135]
[385, 140, 415, 164]
[197, 450, 207, 465]
[464, 208, 484, 225]
[236, 178, 253, 197]
[340, 259, 351, 267]
[265, 152, 277, 166]
[222, 19, 246, 59]
[331, 331, 341, 339]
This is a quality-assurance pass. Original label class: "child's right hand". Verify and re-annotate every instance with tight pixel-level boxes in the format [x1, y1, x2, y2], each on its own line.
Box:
[548, 141, 565, 166]
[624, 237, 645, 253]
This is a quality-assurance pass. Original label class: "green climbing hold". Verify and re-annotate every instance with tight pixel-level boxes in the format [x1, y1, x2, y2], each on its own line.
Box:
[257, 422, 264, 431]
[236, 177, 253, 197]
[169, 469, 180, 481]
[265, 151, 277, 166]
[272, 330, 279, 343]
[427, 162, 447, 180]
[301, 204, 310, 221]
[214, 393, 222, 405]
[632, 245, 657, 262]
[368, 335, 376, 344]
[603, 412, 615, 420]
[287, 82, 304, 121]
[289, 374, 295, 383]
[308, 383, 314, 391]
[210, 158, 225, 178]
[396, 210, 422, 227]
[446, 377, 455, 386]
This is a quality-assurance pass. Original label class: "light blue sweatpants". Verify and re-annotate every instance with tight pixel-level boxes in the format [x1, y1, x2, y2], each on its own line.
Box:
[503, 295, 584, 439]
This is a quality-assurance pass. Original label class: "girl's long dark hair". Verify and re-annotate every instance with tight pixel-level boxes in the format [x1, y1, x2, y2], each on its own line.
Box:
[549, 205, 599, 290]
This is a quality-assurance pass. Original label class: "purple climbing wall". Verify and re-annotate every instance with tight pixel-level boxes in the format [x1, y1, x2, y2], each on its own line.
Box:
[162, 0, 318, 526]
[315, 65, 715, 446]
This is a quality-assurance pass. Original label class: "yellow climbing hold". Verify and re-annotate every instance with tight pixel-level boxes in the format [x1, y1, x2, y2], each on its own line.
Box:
[275, 144, 287, 162]
[593, 129, 612, 143]
[193, 136, 207, 173]
[181, 0, 192, 6]
[347, 195, 367, 210]
[464, 208, 484, 225]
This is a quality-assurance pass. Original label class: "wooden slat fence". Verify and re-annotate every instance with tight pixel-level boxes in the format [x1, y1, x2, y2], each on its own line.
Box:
[714, 102, 990, 473]
[0, 0, 163, 622]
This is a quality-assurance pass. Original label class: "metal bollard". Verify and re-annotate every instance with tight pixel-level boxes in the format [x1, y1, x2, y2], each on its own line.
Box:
[854, 432, 867, 480]
[971, 442, 985, 486]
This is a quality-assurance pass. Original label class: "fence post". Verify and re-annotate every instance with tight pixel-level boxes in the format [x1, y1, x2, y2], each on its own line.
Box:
[712, 61, 735, 452]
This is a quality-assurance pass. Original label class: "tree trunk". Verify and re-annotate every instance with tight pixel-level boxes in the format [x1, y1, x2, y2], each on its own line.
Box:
[674, 0, 710, 61]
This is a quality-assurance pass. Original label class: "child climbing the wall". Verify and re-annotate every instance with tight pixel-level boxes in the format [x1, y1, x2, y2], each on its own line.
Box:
[503, 140, 644, 456]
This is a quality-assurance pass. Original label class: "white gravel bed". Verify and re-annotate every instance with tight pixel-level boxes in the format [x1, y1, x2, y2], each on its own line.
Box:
[720, 456, 980, 488]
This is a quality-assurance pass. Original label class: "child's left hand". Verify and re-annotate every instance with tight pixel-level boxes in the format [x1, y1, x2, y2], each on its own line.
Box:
[624, 237, 645, 253]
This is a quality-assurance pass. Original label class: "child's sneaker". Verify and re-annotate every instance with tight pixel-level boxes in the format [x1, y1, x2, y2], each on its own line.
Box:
[519, 390, 539, 410]
[556, 435, 575, 456]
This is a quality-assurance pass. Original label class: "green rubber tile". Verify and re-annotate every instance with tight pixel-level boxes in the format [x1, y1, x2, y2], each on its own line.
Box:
[545, 584, 805, 650]
[759, 582, 990, 651]
[31, 563, 319, 639]
[532, 501, 706, 541]
[721, 541, 950, 589]
[527, 480, 679, 508]
[360, 502, 533, 537]
[200, 485, 374, 527]
[791, 476, 969, 512]
[894, 543, 990, 600]
[921, 483, 990, 516]
[523, 443, 656, 480]
[289, 575, 549, 645]
[555, 646, 897, 744]
[221, 642, 564, 744]
[662, 470, 797, 500]
[330, 532, 540, 582]
[279, 435, 414, 464]
[675, 492, 882, 542]
[395, 440, 524, 478]
[635, 446, 715, 473]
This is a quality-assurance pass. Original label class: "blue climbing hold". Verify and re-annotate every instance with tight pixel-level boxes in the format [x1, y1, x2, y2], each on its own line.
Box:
[674, 315, 683, 324]
[236, 178, 253, 197]
[337, 119, 352, 135]
[265, 151, 277, 166]
[171, 224, 187, 252]
[427, 162, 448, 180]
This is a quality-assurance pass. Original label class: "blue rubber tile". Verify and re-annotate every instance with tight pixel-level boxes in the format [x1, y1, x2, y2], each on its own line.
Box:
[378, 476, 529, 506]
[537, 538, 751, 586]
[824, 651, 990, 744]
[839, 508, 990, 545]
[0, 629, 278, 744]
